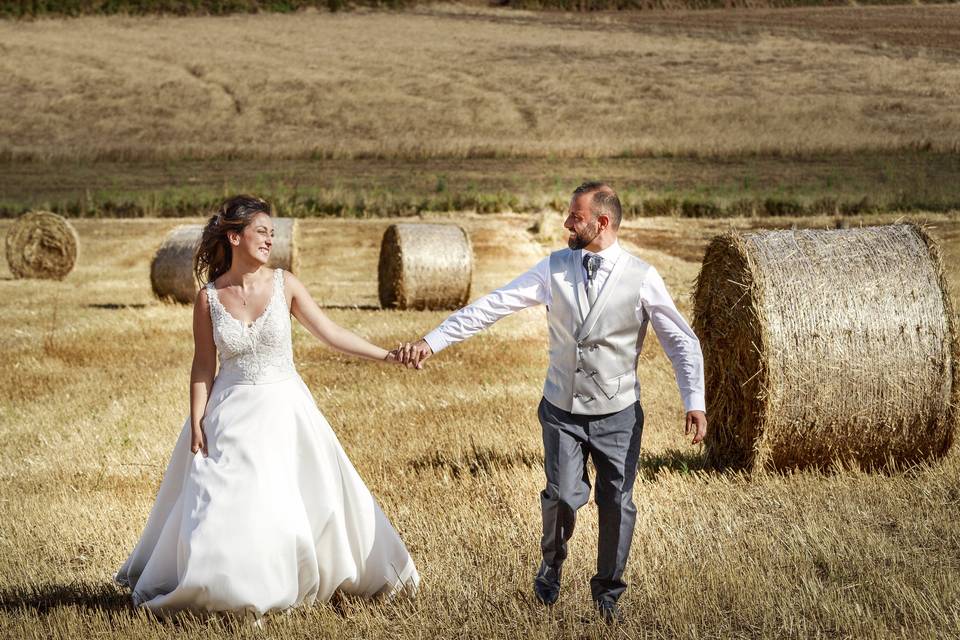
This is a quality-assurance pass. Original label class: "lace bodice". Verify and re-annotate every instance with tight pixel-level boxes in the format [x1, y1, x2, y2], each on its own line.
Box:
[206, 268, 296, 384]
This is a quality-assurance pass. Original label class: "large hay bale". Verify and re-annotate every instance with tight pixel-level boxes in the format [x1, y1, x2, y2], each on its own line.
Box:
[5, 211, 79, 280]
[693, 223, 957, 472]
[378, 223, 472, 310]
[151, 218, 298, 304]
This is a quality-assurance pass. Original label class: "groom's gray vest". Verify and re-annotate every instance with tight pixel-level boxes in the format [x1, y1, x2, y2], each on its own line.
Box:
[543, 247, 651, 415]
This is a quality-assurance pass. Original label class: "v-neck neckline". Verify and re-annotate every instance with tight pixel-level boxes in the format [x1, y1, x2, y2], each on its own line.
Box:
[212, 270, 277, 330]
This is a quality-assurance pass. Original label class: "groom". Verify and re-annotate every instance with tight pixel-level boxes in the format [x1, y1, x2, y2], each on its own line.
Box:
[399, 182, 707, 623]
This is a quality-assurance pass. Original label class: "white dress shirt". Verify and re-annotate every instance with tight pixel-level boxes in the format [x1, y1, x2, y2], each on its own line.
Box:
[423, 241, 706, 413]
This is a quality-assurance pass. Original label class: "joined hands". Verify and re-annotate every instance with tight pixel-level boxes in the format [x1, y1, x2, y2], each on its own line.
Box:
[385, 339, 433, 370]
[385, 341, 707, 446]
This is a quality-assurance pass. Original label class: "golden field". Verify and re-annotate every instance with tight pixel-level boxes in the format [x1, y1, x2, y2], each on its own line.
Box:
[1, 212, 958, 639]
[2, 5, 960, 162]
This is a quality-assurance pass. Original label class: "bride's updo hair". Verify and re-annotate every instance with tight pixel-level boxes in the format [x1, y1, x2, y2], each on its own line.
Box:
[194, 195, 272, 286]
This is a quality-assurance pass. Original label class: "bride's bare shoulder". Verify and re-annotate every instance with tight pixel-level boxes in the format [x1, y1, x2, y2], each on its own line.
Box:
[279, 269, 306, 292]
[195, 286, 211, 309]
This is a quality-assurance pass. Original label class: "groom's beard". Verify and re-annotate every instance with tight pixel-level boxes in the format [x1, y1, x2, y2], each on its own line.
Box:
[567, 220, 600, 250]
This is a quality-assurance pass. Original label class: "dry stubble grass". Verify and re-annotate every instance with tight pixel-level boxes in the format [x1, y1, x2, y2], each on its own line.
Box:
[1, 213, 959, 638]
[2, 5, 960, 162]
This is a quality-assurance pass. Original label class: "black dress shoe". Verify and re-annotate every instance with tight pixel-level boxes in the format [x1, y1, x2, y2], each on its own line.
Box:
[533, 563, 561, 606]
[596, 600, 625, 625]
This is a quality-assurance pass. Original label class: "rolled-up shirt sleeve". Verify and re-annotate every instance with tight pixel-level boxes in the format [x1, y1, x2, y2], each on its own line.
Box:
[639, 267, 706, 413]
[423, 256, 551, 354]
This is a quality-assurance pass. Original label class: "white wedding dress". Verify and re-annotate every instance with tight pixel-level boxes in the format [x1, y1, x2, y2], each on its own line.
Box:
[115, 268, 419, 617]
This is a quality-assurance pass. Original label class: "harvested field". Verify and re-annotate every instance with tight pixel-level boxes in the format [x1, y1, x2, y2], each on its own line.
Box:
[2, 6, 960, 162]
[1, 212, 958, 639]
[611, 4, 960, 54]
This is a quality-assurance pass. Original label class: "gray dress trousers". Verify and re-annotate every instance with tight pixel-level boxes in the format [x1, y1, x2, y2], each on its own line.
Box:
[537, 396, 644, 604]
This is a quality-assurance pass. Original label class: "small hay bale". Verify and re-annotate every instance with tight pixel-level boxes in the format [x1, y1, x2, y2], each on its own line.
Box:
[5, 211, 79, 280]
[151, 218, 298, 304]
[378, 223, 472, 310]
[528, 209, 565, 244]
[693, 223, 957, 472]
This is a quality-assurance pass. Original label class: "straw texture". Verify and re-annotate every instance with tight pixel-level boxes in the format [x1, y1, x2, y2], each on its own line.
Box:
[378, 223, 473, 310]
[4, 211, 79, 280]
[693, 223, 957, 471]
[528, 209, 565, 244]
[150, 218, 298, 304]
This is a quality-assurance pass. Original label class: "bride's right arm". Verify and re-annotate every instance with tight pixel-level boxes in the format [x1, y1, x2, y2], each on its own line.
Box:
[190, 289, 217, 455]
[284, 271, 397, 364]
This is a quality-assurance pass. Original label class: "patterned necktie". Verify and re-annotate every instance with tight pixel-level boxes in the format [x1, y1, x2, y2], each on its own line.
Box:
[582, 254, 603, 306]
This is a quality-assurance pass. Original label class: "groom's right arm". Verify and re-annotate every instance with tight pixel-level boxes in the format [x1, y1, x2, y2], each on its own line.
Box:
[400, 256, 552, 368]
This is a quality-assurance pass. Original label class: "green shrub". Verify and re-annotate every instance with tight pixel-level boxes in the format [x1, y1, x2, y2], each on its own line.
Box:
[809, 197, 840, 215]
[680, 199, 723, 218]
[724, 199, 758, 217]
[839, 196, 879, 216]
[641, 197, 679, 217]
[762, 198, 806, 216]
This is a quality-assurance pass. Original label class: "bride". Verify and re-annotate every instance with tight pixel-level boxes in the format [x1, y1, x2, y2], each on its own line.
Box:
[115, 195, 419, 617]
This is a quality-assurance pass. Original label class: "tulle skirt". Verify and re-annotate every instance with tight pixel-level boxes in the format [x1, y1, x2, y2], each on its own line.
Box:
[115, 373, 419, 617]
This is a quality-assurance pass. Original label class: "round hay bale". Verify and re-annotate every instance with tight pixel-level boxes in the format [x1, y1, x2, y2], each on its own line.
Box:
[151, 218, 298, 304]
[5, 211, 79, 280]
[528, 209, 565, 244]
[378, 223, 473, 310]
[693, 223, 957, 472]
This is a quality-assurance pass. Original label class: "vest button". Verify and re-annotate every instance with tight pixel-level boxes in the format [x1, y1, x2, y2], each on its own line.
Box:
[575, 368, 583, 374]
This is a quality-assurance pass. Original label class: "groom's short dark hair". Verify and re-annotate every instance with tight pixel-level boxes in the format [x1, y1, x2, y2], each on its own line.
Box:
[573, 182, 622, 229]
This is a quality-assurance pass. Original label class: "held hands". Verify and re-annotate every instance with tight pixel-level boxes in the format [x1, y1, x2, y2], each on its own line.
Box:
[383, 339, 432, 369]
[389, 339, 433, 370]
[685, 410, 708, 445]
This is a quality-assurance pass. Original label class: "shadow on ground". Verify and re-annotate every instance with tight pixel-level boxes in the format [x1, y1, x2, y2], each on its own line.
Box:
[637, 448, 709, 481]
[407, 445, 714, 482]
[0, 582, 130, 614]
[86, 303, 148, 310]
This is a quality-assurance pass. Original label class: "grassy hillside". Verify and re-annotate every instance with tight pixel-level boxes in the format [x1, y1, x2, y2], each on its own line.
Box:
[3, 7, 960, 163]
[4, 0, 957, 17]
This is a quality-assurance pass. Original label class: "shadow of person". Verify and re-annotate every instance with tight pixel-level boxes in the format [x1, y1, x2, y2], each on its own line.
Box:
[85, 303, 148, 310]
[637, 448, 710, 482]
[0, 582, 263, 630]
[0, 582, 130, 615]
[319, 304, 381, 311]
